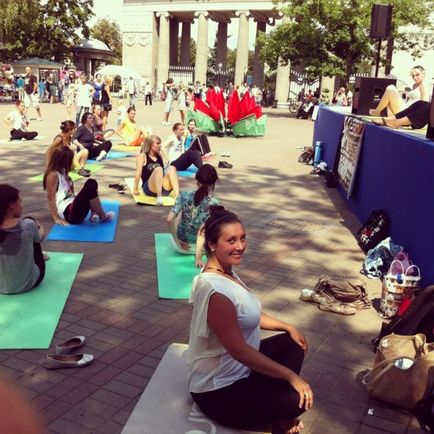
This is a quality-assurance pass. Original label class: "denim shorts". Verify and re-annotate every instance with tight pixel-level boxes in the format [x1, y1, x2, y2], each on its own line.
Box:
[142, 180, 171, 197]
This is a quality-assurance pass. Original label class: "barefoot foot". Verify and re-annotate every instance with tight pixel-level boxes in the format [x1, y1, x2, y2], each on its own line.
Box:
[287, 420, 304, 434]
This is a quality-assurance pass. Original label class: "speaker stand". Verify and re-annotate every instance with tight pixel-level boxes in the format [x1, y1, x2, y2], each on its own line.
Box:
[375, 38, 382, 78]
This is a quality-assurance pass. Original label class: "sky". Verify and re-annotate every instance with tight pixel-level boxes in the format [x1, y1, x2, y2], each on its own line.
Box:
[90, 0, 433, 86]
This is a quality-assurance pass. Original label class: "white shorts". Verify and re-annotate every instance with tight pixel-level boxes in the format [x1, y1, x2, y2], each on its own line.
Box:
[164, 98, 173, 113]
[24, 92, 40, 109]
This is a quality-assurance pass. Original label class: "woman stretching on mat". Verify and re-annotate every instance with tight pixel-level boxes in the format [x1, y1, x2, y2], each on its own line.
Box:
[4, 100, 38, 141]
[46, 120, 90, 178]
[73, 112, 112, 162]
[92, 104, 114, 141]
[184, 119, 214, 158]
[0, 184, 46, 294]
[164, 123, 203, 172]
[167, 164, 219, 266]
[115, 107, 150, 147]
[369, 66, 428, 117]
[188, 206, 312, 434]
[43, 146, 115, 226]
[133, 134, 179, 206]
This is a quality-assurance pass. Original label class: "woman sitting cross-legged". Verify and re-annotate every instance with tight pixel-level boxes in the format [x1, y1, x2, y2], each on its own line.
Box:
[46, 120, 90, 178]
[188, 206, 313, 434]
[164, 122, 203, 172]
[167, 164, 219, 266]
[72, 112, 112, 162]
[115, 107, 150, 147]
[43, 146, 115, 226]
[133, 134, 179, 206]
[4, 100, 38, 141]
[184, 119, 214, 158]
[0, 184, 46, 294]
[92, 104, 114, 141]
[372, 100, 430, 130]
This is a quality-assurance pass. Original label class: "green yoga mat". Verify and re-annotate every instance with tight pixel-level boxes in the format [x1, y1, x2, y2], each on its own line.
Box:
[0, 252, 83, 349]
[28, 164, 104, 182]
[155, 233, 204, 299]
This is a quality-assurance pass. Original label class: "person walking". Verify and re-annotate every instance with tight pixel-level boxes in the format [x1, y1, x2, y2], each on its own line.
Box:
[127, 77, 137, 108]
[23, 67, 42, 121]
[75, 73, 94, 125]
[144, 81, 152, 106]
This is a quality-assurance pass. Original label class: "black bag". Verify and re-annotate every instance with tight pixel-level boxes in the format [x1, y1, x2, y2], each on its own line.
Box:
[103, 103, 112, 112]
[325, 170, 338, 188]
[372, 285, 434, 349]
[356, 209, 390, 252]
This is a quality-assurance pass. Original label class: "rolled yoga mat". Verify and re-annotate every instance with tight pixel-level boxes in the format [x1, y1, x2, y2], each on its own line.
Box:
[125, 178, 176, 206]
[28, 164, 104, 182]
[0, 252, 83, 349]
[47, 201, 120, 242]
[155, 233, 204, 299]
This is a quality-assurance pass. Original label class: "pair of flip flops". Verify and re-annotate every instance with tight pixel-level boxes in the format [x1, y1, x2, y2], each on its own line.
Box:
[300, 288, 356, 315]
[45, 336, 94, 369]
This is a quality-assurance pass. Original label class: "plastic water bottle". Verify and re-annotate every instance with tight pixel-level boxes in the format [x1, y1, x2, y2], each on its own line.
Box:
[313, 141, 323, 167]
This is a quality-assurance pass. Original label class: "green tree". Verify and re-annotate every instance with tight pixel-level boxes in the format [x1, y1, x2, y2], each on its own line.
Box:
[0, 0, 94, 62]
[90, 18, 122, 65]
[259, 0, 434, 81]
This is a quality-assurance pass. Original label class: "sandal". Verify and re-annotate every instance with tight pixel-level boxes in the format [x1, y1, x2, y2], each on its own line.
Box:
[318, 302, 356, 315]
[371, 118, 386, 126]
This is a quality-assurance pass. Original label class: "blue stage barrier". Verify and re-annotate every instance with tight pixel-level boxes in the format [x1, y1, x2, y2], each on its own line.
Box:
[313, 106, 434, 285]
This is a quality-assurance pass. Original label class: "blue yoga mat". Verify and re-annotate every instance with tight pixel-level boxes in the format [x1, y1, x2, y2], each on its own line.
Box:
[87, 151, 132, 163]
[178, 165, 198, 178]
[47, 201, 120, 242]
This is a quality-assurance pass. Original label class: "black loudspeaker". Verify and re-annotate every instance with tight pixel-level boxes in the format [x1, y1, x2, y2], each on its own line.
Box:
[370, 4, 393, 39]
[351, 77, 397, 116]
[427, 87, 434, 140]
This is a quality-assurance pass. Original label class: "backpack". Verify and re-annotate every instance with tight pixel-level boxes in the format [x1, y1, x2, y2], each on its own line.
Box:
[372, 285, 434, 349]
[356, 209, 390, 252]
[298, 147, 314, 164]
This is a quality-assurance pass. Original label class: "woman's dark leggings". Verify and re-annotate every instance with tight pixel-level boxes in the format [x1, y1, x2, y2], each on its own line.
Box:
[87, 140, 112, 160]
[189, 134, 211, 155]
[64, 179, 99, 224]
[191, 333, 306, 430]
[171, 149, 203, 171]
[396, 100, 430, 129]
[10, 129, 38, 141]
[33, 241, 46, 288]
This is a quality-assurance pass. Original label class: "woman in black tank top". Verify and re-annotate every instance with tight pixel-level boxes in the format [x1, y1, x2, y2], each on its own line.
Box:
[133, 134, 179, 206]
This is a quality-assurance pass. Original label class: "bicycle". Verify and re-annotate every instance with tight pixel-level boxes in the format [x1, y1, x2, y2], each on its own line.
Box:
[288, 97, 300, 114]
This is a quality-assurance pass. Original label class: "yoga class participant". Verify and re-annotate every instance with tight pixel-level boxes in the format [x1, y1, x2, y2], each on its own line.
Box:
[164, 123, 203, 171]
[46, 120, 90, 178]
[189, 206, 312, 434]
[0, 184, 46, 294]
[43, 146, 115, 226]
[167, 164, 219, 266]
[184, 119, 213, 157]
[369, 66, 428, 116]
[372, 100, 431, 130]
[4, 100, 38, 141]
[116, 107, 149, 146]
[92, 104, 114, 140]
[133, 134, 179, 206]
[73, 112, 112, 162]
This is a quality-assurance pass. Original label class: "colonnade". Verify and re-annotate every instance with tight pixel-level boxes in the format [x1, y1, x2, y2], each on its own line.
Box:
[154, 9, 289, 100]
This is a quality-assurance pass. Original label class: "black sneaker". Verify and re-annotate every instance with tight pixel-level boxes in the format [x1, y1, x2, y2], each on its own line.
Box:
[218, 161, 233, 169]
[117, 185, 126, 194]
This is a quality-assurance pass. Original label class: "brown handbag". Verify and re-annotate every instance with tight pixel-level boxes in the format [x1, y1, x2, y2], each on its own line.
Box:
[363, 333, 434, 409]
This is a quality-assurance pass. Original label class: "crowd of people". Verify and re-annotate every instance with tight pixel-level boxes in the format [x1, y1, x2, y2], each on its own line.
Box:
[1, 64, 432, 433]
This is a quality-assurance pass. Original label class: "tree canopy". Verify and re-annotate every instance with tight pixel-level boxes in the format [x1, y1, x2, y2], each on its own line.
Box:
[259, 0, 434, 81]
[90, 18, 122, 65]
[0, 0, 94, 62]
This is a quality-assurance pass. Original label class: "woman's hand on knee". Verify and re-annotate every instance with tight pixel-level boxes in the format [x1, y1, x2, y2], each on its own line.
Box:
[287, 372, 313, 410]
[54, 218, 69, 226]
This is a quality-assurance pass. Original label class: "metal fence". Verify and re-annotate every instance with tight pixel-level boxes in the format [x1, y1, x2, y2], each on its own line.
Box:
[288, 70, 320, 100]
[168, 65, 195, 85]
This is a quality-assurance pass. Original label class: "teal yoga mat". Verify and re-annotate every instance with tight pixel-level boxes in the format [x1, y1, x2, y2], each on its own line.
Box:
[0, 252, 83, 349]
[155, 233, 203, 299]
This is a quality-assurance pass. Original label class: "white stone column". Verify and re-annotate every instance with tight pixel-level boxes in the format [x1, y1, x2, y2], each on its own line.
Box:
[180, 21, 191, 66]
[275, 58, 290, 108]
[216, 21, 228, 69]
[252, 20, 266, 88]
[234, 10, 250, 86]
[156, 12, 170, 88]
[152, 12, 159, 89]
[195, 11, 209, 85]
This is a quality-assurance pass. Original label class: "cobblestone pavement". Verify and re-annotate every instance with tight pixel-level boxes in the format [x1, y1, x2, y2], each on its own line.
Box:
[0, 100, 424, 433]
